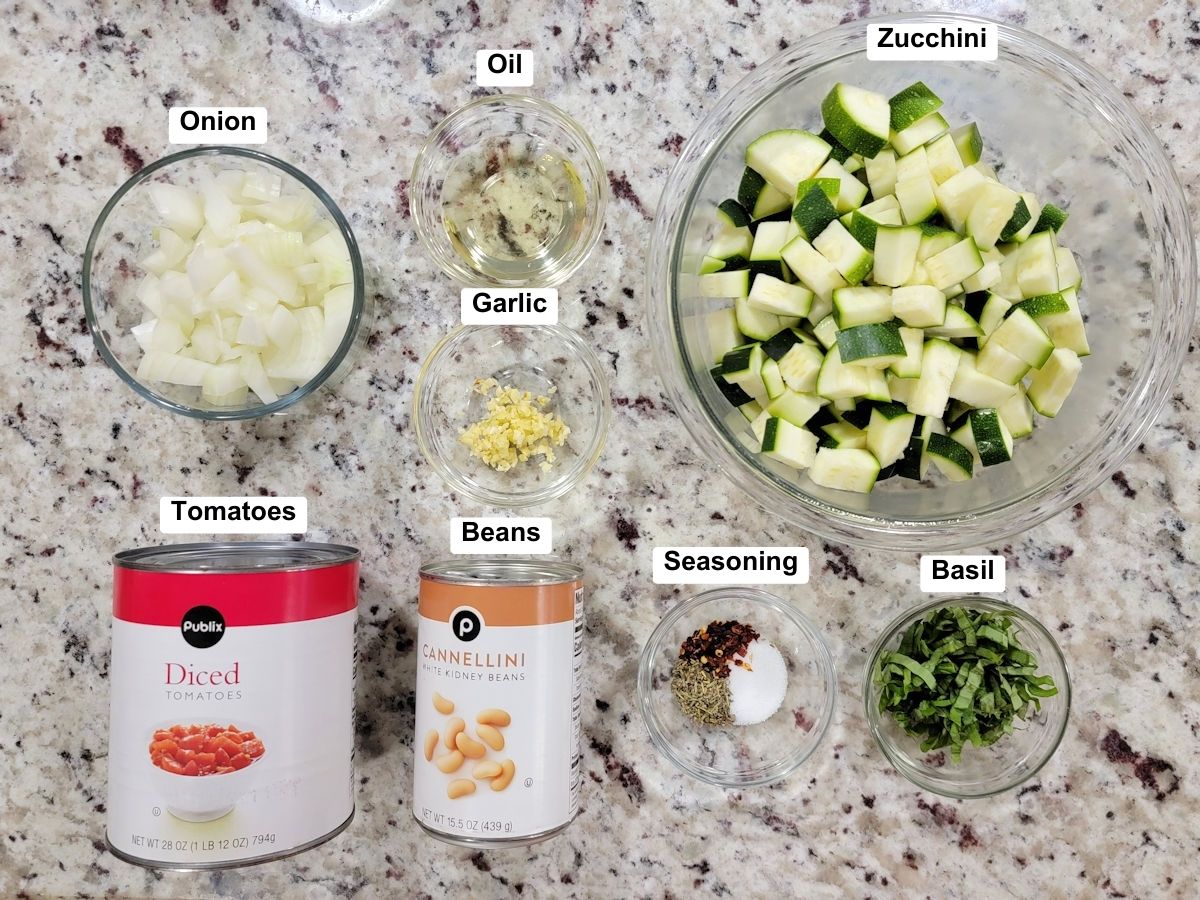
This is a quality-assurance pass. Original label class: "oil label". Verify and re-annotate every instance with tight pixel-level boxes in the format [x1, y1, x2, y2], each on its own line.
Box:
[168, 107, 268, 144]
[460, 288, 558, 325]
[414, 576, 581, 841]
[107, 563, 356, 866]
[475, 49, 534, 87]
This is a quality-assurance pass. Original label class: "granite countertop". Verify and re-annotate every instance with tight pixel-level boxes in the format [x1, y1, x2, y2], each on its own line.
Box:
[2, 0, 1198, 897]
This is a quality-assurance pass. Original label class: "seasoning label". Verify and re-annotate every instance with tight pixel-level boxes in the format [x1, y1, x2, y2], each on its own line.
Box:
[475, 49, 534, 87]
[652, 547, 809, 585]
[159, 497, 307, 535]
[107, 563, 357, 866]
[168, 107, 268, 144]
[866, 23, 998, 61]
[450, 517, 552, 554]
[920, 554, 1006, 592]
[414, 576, 581, 842]
[460, 289, 558, 325]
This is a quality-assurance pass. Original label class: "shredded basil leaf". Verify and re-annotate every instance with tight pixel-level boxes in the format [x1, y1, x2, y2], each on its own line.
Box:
[875, 606, 1059, 762]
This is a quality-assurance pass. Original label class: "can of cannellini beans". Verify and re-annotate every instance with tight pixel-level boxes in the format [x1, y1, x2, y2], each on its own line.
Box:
[106, 542, 359, 870]
[414, 559, 583, 847]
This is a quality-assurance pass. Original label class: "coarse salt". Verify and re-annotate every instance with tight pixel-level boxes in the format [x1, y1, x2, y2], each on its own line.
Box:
[726, 639, 788, 726]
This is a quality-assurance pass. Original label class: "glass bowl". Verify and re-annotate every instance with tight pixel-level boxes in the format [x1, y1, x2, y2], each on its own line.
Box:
[413, 324, 609, 507]
[864, 595, 1070, 798]
[645, 12, 1195, 550]
[83, 147, 369, 420]
[637, 587, 837, 788]
[410, 95, 607, 287]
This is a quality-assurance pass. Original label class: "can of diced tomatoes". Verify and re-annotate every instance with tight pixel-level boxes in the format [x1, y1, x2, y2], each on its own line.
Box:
[106, 542, 359, 870]
[414, 559, 583, 847]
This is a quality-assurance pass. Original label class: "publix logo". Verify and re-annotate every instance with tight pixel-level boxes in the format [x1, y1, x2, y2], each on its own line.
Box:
[180, 605, 226, 649]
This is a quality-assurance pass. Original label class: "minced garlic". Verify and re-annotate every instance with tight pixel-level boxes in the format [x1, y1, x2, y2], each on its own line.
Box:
[460, 378, 571, 473]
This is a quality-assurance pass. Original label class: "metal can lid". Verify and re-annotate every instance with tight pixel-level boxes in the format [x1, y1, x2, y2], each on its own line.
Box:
[114, 541, 359, 573]
[420, 558, 582, 586]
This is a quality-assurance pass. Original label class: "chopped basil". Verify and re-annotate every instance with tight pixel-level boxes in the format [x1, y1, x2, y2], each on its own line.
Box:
[874, 606, 1058, 761]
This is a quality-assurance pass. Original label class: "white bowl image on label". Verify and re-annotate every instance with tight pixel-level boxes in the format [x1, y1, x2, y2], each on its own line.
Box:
[147, 722, 267, 823]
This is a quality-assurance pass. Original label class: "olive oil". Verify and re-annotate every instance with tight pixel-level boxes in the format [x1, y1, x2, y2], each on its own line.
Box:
[441, 136, 588, 282]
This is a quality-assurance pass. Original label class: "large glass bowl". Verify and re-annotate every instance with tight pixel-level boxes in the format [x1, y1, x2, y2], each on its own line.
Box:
[864, 595, 1070, 798]
[83, 147, 370, 420]
[646, 13, 1195, 550]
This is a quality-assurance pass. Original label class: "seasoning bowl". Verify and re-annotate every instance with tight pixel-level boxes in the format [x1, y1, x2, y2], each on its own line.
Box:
[83, 147, 370, 420]
[864, 595, 1070, 799]
[413, 324, 610, 507]
[637, 587, 837, 788]
[410, 95, 607, 287]
[645, 12, 1195, 549]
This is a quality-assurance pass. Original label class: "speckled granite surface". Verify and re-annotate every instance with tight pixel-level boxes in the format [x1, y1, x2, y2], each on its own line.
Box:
[1, 1, 1198, 897]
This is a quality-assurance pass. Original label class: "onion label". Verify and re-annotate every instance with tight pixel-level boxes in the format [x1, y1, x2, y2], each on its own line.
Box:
[475, 49, 534, 87]
[451, 517, 552, 554]
[867, 23, 998, 61]
[652, 547, 809, 585]
[160, 497, 307, 535]
[169, 107, 268, 144]
[460, 289, 558, 325]
[920, 554, 1006, 592]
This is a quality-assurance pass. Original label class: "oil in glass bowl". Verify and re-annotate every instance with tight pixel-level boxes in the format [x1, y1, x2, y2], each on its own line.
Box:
[441, 135, 588, 283]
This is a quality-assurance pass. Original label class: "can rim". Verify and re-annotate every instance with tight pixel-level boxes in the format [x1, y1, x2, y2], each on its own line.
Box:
[420, 558, 582, 585]
[114, 541, 360, 573]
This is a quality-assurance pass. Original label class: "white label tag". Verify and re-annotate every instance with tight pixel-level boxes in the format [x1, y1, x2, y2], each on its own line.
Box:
[169, 107, 269, 144]
[160, 496, 307, 534]
[867, 23, 998, 61]
[475, 49, 535, 87]
[652, 547, 809, 585]
[451, 517, 552, 554]
[460, 288, 558, 325]
[920, 554, 1006, 592]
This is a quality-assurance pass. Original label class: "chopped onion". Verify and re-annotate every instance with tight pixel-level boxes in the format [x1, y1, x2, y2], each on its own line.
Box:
[127, 165, 354, 405]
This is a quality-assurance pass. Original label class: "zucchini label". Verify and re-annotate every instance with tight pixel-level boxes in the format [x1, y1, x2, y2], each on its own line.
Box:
[461, 288, 558, 325]
[159, 496, 306, 534]
[919, 554, 1005, 592]
[652, 547, 809, 585]
[451, 517, 552, 554]
[867, 24, 998, 61]
[168, 107, 268, 144]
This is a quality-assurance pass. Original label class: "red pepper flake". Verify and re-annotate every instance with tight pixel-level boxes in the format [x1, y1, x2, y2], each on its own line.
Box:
[679, 620, 760, 678]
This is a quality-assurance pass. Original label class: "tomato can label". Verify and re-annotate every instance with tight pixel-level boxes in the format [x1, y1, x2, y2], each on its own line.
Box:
[106, 543, 358, 869]
[414, 560, 583, 846]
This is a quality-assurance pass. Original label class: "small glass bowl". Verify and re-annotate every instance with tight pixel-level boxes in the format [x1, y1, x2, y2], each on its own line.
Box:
[410, 95, 607, 287]
[864, 595, 1070, 799]
[413, 324, 609, 507]
[83, 147, 369, 420]
[637, 587, 837, 788]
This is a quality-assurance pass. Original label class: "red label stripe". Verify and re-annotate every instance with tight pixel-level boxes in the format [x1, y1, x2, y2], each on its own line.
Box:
[114, 562, 359, 626]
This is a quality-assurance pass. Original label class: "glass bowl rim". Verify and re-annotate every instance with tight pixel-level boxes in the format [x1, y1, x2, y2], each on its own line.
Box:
[862, 593, 1072, 798]
[644, 11, 1197, 550]
[408, 93, 609, 288]
[412, 323, 611, 508]
[82, 145, 367, 421]
[636, 586, 838, 788]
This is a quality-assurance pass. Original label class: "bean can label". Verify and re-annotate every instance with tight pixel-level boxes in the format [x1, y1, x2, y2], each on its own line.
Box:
[107, 543, 358, 869]
[414, 560, 583, 846]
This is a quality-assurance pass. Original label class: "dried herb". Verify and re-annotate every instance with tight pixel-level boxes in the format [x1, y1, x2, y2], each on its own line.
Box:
[875, 606, 1059, 762]
[679, 620, 761, 678]
[670, 659, 733, 726]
